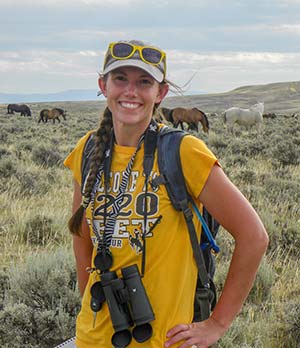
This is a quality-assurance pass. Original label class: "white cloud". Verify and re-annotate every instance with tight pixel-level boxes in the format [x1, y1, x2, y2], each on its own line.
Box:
[79, 50, 98, 57]
[168, 50, 297, 67]
[0, 49, 100, 75]
[273, 24, 300, 35]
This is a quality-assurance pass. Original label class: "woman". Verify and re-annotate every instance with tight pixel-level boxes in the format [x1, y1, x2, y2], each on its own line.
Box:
[64, 40, 268, 348]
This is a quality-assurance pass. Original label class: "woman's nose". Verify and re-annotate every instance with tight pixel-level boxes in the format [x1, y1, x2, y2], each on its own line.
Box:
[124, 81, 138, 97]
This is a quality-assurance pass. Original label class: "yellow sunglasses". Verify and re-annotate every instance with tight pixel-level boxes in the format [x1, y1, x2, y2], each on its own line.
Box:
[106, 42, 166, 70]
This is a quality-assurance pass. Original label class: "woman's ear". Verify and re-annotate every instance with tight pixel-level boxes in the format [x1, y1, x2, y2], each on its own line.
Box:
[156, 83, 169, 104]
[98, 77, 107, 97]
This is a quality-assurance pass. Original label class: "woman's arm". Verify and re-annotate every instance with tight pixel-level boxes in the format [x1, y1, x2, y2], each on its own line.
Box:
[200, 165, 269, 330]
[72, 180, 94, 297]
[165, 165, 269, 348]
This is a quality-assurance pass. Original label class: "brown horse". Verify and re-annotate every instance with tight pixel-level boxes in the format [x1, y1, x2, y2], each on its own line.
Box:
[38, 108, 67, 124]
[160, 107, 209, 133]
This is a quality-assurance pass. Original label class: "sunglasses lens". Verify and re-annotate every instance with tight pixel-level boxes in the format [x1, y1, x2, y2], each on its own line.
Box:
[112, 43, 134, 58]
[142, 48, 162, 64]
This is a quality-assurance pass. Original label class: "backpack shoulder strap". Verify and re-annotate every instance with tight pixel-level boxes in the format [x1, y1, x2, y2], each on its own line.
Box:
[152, 127, 212, 317]
[156, 126, 190, 210]
[155, 126, 220, 251]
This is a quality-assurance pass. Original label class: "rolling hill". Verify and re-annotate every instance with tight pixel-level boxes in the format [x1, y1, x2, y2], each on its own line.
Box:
[163, 81, 300, 114]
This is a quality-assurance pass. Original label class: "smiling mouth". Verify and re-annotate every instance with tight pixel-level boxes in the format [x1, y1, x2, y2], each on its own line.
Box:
[120, 102, 141, 109]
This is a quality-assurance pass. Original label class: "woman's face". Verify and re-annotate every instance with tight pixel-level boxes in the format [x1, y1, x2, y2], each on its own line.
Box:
[99, 66, 168, 130]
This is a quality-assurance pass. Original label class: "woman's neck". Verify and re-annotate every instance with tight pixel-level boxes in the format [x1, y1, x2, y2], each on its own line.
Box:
[113, 122, 149, 147]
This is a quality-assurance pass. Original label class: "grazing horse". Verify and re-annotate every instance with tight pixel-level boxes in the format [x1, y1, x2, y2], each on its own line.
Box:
[38, 108, 67, 123]
[223, 102, 264, 132]
[159, 107, 209, 133]
[7, 104, 31, 116]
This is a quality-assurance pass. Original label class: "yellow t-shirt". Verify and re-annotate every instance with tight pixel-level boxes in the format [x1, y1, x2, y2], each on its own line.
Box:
[64, 128, 218, 348]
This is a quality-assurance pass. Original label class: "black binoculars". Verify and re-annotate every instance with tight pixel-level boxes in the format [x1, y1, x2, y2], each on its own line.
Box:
[90, 264, 155, 348]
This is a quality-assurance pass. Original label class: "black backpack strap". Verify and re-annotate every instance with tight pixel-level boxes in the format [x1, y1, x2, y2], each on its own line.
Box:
[141, 121, 159, 276]
[155, 127, 212, 321]
[143, 122, 158, 179]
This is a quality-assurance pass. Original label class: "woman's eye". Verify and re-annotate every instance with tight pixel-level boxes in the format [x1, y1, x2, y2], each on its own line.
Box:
[114, 75, 127, 81]
[139, 79, 153, 86]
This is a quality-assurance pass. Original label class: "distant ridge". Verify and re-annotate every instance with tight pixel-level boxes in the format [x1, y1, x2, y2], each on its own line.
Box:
[163, 81, 300, 113]
[0, 89, 104, 103]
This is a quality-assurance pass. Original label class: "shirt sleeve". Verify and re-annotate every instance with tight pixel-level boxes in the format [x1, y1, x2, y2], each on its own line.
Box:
[180, 135, 220, 199]
[63, 130, 95, 185]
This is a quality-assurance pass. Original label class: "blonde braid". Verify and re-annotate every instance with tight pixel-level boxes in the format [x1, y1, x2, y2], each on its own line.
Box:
[68, 107, 113, 235]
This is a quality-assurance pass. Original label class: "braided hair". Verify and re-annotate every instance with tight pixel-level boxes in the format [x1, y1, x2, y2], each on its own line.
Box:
[68, 107, 113, 235]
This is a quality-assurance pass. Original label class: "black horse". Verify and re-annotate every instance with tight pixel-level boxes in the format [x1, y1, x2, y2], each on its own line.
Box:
[7, 104, 31, 116]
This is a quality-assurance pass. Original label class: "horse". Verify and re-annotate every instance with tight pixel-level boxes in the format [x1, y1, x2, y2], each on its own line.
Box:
[38, 108, 67, 123]
[7, 104, 31, 116]
[223, 102, 264, 132]
[159, 107, 209, 133]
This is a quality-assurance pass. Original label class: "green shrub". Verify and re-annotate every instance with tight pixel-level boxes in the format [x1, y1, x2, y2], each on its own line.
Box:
[234, 168, 256, 184]
[15, 140, 34, 153]
[0, 146, 11, 158]
[247, 257, 276, 304]
[31, 145, 62, 167]
[286, 302, 300, 344]
[0, 129, 9, 142]
[15, 170, 49, 196]
[0, 268, 9, 309]
[218, 305, 268, 347]
[23, 215, 57, 246]
[0, 157, 18, 181]
[223, 154, 248, 167]
[0, 249, 80, 348]
[270, 139, 300, 166]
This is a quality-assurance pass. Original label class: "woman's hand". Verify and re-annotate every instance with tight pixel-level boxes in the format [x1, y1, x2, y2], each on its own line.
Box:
[164, 318, 226, 348]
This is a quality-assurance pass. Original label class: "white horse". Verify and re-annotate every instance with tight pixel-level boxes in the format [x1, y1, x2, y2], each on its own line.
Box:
[223, 102, 264, 132]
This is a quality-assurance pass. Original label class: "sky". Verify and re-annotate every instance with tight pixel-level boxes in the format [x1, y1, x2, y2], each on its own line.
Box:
[1, 0, 300, 96]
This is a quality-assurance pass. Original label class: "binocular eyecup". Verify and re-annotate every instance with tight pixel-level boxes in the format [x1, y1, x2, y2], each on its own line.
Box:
[91, 264, 155, 348]
[121, 265, 154, 343]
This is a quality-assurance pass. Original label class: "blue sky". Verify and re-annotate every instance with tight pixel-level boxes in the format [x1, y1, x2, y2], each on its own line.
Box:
[1, 0, 300, 95]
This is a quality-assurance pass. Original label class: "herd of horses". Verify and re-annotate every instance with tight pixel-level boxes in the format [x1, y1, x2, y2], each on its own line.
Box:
[6, 101, 286, 133]
[156, 102, 266, 133]
[6, 104, 67, 123]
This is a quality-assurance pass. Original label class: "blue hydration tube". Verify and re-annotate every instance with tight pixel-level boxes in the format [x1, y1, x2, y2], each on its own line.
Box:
[191, 201, 220, 253]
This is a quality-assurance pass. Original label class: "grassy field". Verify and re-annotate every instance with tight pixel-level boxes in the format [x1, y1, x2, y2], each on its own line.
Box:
[0, 93, 299, 347]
